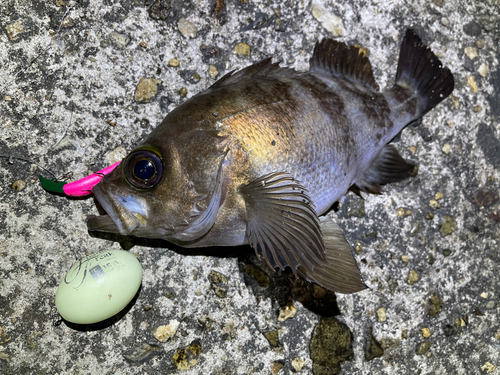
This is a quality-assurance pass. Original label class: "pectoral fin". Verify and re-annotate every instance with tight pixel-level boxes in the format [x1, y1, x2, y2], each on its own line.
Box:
[298, 216, 367, 293]
[240, 172, 326, 276]
[240, 172, 366, 293]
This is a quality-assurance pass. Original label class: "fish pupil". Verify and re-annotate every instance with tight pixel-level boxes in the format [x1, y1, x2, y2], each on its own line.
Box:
[134, 159, 155, 181]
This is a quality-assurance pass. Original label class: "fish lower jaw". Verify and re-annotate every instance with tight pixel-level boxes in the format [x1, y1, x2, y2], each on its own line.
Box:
[86, 214, 139, 236]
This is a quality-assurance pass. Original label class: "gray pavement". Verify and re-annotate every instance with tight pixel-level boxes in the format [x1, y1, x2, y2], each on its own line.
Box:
[0, 0, 499, 374]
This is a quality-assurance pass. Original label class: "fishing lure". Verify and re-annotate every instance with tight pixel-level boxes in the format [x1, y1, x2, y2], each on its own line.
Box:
[39, 162, 120, 197]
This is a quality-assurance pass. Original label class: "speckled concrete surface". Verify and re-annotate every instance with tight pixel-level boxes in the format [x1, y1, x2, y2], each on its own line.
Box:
[1, 0, 499, 374]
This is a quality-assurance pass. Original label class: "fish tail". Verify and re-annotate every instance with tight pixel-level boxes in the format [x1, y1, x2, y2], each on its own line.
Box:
[395, 29, 454, 116]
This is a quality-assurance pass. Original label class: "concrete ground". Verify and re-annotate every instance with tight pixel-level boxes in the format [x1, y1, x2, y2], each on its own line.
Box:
[0, 0, 499, 374]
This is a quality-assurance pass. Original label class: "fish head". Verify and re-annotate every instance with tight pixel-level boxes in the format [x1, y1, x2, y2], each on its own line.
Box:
[87, 130, 228, 244]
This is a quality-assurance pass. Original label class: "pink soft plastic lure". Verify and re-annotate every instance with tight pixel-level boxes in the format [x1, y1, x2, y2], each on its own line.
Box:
[39, 161, 120, 197]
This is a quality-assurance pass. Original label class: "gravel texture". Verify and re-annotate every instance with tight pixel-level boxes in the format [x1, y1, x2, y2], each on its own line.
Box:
[0, 0, 499, 374]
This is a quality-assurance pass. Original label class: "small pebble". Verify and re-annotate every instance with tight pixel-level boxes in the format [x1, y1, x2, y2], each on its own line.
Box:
[263, 331, 279, 347]
[123, 343, 162, 362]
[169, 58, 180, 67]
[410, 221, 420, 236]
[208, 270, 228, 298]
[442, 143, 451, 154]
[416, 341, 431, 355]
[435, 191, 444, 200]
[407, 270, 419, 285]
[60, 17, 74, 28]
[179, 87, 188, 97]
[177, 18, 197, 38]
[278, 302, 297, 322]
[476, 39, 485, 49]
[354, 241, 363, 254]
[173, 341, 202, 370]
[426, 212, 435, 220]
[110, 32, 131, 49]
[208, 65, 219, 79]
[180, 70, 201, 84]
[441, 17, 450, 27]
[472, 189, 498, 207]
[440, 215, 457, 237]
[467, 76, 478, 93]
[464, 46, 478, 60]
[376, 307, 386, 322]
[442, 249, 452, 256]
[443, 324, 454, 336]
[6, 21, 25, 40]
[154, 320, 180, 342]
[481, 362, 496, 374]
[429, 199, 441, 209]
[480, 292, 489, 298]
[234, 43, 251, 56]
[473, 105, 482, 112]
[135, 78, 161, 103]
[486, 301, 495, 309]
[428, 293, 442, 316]
[270, 362, 284, 375]
[345, 199, 365, 217]
[401, 255, 409, 262]
[422, 328, 431, 338]
[310, 0, 344, 36]
[365, 326, 384, 360]
[463, 20, 482, 37]
[427, 254, 436, 266]
[291, 357, 305, 372]
[12, 180, 26, 192]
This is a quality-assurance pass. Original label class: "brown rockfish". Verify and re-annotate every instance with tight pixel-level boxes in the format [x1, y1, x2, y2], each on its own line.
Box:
[87, 30, 454, 293]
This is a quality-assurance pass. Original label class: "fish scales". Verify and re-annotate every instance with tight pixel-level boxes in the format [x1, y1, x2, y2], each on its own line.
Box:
[152, 73, 391, 215]
[85, 30, 454, 293]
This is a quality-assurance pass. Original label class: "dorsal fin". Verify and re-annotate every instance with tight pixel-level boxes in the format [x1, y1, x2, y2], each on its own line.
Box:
[210, 58, 295, 89]
[309, 39, 379, 90]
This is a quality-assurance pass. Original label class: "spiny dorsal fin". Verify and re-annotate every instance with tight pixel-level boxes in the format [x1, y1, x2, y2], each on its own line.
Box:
[297, 216, 367, 293]
[355, 144, 414, 194]
[239, 172, 326, 277]
[210, 58, 295, 89]
[309, 39, 379, 90]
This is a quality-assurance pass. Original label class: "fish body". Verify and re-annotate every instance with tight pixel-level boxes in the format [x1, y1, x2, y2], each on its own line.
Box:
[88, 30, 454, 293]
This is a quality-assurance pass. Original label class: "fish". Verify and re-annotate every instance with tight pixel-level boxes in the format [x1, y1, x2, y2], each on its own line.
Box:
[87, 29, 454, 293]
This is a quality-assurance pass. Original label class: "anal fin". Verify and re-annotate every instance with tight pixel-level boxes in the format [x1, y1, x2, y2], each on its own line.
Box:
[297, 216, 367, 294]
[355, 144, 414, 194]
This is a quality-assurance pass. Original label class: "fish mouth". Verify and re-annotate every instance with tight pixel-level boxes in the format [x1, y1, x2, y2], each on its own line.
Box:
[87, 183, 143, 236]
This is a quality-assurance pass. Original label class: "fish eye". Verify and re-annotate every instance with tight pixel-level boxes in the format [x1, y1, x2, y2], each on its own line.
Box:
[123, 150, 163, 189]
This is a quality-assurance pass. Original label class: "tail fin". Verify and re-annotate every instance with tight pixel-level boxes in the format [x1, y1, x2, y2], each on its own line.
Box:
[396, 29, 454, 115]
